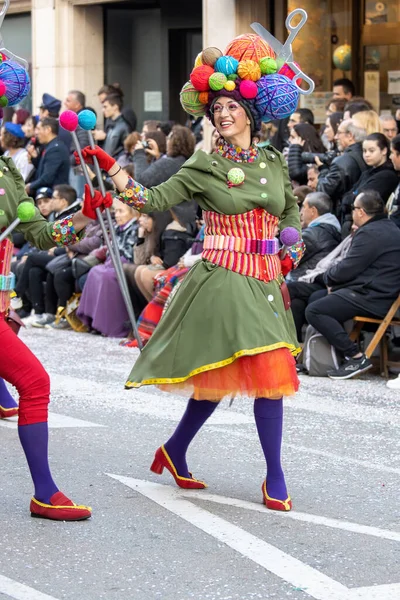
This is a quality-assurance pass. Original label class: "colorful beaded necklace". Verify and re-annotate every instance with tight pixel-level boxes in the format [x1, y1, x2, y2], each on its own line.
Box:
[216, 139, 259, 164]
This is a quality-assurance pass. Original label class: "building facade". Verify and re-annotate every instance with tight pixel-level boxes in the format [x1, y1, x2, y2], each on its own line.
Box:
[3, 0, 400, 125]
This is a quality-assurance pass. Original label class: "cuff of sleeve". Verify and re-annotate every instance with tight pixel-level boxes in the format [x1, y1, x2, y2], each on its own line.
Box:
[119, 176, 149, 210]
[51, 215, 83, 246]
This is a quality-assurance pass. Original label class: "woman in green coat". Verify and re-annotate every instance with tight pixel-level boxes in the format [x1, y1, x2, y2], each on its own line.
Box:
[79, 33, 311, 511]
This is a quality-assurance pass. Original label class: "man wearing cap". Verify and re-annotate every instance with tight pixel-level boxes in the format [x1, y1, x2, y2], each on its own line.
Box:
[39, 93, 71, 151]
[1, 122, 33, 181]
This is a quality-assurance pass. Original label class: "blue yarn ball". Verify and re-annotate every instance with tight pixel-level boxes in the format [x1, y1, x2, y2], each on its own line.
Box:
[255, 74, 299, 122]
[215, 55, 239, 77]
[78, 109, 97, 131]
[0, 60, 30, 106]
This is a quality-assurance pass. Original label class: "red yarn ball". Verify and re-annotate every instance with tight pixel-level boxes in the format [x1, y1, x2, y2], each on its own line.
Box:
[240, 80, 258, 99]
[0, 81, 6, 96]
[278, 62, 302, 85]
[190, 65, 215, 92]
[59, 110, 79, 132]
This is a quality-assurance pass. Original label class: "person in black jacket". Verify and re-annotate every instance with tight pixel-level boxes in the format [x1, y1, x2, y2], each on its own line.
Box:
[306, 190, 400, 380]
[100, 94, 131, 160]
[287, 123, 325, 185]
[340, 133, 399, 234]
[389, 134, 400, 228]
[317, 119, 368, 213]
[287, 192, 341, 282]
[25, 118, 70, 197]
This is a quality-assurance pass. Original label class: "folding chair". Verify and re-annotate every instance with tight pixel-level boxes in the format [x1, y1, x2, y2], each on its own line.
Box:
[350, 294, 400, 378]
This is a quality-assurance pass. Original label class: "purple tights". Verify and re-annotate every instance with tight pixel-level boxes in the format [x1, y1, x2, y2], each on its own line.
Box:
[163, 396, 287, 500]
[0, 377, 18, 410]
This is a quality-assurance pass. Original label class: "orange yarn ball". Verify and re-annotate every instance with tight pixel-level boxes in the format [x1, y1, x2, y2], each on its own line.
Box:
[190, 65, 215, 92]
[237, 60, 261, 81]
[199, 91, 209, 104]
[225, 34, 276, 63]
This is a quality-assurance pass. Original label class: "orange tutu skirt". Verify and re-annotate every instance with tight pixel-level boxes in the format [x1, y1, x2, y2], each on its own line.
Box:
[158, 347, 299, 401]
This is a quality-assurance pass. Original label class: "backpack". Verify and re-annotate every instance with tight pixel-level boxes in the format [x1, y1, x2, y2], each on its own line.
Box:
[300, 325, 340, 377]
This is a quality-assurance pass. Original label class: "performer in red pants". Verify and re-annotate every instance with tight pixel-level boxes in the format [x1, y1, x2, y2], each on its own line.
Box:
[0, 157, 105, 520]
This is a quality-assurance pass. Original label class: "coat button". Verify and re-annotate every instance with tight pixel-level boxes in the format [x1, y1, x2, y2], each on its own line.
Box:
[261, 192, 268, 199]
[260, 162, 266, 169]
[260, 177, 267, 184]
[211, 160, 218, 167]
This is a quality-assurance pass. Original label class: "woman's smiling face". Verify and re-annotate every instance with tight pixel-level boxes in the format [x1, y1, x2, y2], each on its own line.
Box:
[212, 97, 250, 141]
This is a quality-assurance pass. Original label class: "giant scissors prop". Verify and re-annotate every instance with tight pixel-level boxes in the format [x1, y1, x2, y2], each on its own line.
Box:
[0, 0, 29, 69]
[251, 8, 314, 95]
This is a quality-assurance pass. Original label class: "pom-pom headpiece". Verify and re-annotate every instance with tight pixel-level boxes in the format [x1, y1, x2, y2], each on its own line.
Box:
[180, 11, 314, 131]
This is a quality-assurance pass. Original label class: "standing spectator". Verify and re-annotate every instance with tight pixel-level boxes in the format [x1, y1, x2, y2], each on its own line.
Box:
[117, 131, 141, 168]
[332, 78, 355, 101]
[306, 190, 400, 380]
[343, 97, 373, 120]
[25, 117, 70, 197]
[388, 134, 400, 228]
[307, 165, 319, 191]
[287, 123, 325, 185]
[64, 90, 90, 196]
[317, 119, 367, 212]
[326, 99, 346, 116]
[323, 112, 343, 151]
[1, 122, 33, 181]
[287, 192, 341, 282]
[380, 114, 398, 143]
[352, 110, 383, 135]
[101, 94, 131, 160]
[287, 108, 314, 131]
[22, 115, 38, 142]
[39, 92, 71, 150]
[97, 83, 137, 132]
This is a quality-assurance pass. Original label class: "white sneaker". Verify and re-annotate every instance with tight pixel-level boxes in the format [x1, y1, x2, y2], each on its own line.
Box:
[31, 313, 55, 328]
[386, 375, 400, 389]
[46, 318, 71, 330]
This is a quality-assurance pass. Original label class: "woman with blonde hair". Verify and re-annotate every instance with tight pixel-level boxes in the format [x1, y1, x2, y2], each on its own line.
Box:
[352, 110, 383, 136]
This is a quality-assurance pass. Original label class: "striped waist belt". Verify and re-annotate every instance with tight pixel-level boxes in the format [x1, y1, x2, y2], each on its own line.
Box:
[0, 274, 15, 291]
[203, 235, 280, 255]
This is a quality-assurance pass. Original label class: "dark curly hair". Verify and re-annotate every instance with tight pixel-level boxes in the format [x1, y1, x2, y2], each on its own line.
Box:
[167, 125, 196, 159]
[2, 129, 25, 150]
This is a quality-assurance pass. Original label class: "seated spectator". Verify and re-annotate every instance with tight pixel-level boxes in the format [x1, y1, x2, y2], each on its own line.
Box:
[380, 114, 398, 143]
[77, 201, 139, 337]
[332, 78, 355, 102]
[388, 134, 400, 228]
[293, 185, 313, 206]
[48, 183, 82, 221]
[287, 192, 341, 282]
[1, 122, 33, 181]
[22, 115, 38, 142]
[133, 125, 196, 188]
[25, 117, 70, 197]
[317, 119, 368, 213]
[306, 190, 400, 380]
[35, 187, 53, 219]
[134, 201, 198, 301]
[288, 233, 354, 341]
[340, 133, 399, 234]
[352, 110, 383, 135]
[288, 123, 325, 185]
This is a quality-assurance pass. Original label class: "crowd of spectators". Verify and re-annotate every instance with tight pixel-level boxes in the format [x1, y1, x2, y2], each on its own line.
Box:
[5, 76, 400, 386]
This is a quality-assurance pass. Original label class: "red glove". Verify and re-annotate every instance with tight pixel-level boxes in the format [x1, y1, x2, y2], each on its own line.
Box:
[82, 184, 113, 220]
[74, 146, 116, 172]
[280, 254, 293, 277]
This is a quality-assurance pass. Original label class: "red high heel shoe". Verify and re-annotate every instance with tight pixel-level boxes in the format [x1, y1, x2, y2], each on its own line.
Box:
[262, 480, 292, 511]
[150, 445, 207, 489]
[0, 405, 18, 419]
[30, 491, 92, 521]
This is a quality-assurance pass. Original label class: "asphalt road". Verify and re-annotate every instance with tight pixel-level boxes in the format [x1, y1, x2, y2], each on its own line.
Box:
[1, 327, 399, 600]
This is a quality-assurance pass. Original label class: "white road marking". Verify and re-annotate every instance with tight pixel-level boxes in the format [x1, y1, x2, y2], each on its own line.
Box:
[0, 412, 104, 430]
[107, 475, 400, 600]
[0, 574, 60, 600]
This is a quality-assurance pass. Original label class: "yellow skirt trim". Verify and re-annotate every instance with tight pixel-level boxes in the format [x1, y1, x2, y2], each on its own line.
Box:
[125, 341, 301, 388]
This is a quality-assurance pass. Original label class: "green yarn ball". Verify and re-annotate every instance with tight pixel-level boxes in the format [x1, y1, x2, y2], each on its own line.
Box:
[227, 167, 245, 186]
[209, 72, 227, 91]
[0, 95, 8, 107]
[260, 57, 277, 75]
[180, 81, 206, 117]
[227, 73, 238, 81]
[17, 201, 36, 222]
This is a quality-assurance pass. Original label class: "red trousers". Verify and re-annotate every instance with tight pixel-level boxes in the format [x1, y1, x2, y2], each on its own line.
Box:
[0, 314, 50, 425]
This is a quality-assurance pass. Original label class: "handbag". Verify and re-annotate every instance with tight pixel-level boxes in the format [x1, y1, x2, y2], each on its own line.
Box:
[45, 254, 71, 275]
[71, 257, 97, 279]
[5, 309, 26, 335]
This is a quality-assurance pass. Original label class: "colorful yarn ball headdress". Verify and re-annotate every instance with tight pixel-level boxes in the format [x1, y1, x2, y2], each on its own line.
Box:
[0, 0, 31, 121]
[180, 9, 315, 130]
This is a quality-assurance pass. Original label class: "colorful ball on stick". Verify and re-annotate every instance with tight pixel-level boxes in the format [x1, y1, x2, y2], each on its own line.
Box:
[0, 60, 30, 106]
[17, 201, 36, 222]
[215, 55, 239, 76]
[260, 57, 278, 75]
[201, 47, 223, 67]
[255, 74, 299, 122]
[190, 65, 215, 92]
[224, 80, 236, 92]
[209, 72, 227, 91]
[78, 109, 97, 131]
[225, 34, 276, 63]
[180, 81, 206, 117]
[239, 80, 258, 100]
[0, 81, 6, 97]
[237, 60, 261, 81]
[0, 95, 8, 107]
[60, 110, 79, 132]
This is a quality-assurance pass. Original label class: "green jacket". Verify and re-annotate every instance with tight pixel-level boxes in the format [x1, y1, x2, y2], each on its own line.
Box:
[0, 156, 55, 250]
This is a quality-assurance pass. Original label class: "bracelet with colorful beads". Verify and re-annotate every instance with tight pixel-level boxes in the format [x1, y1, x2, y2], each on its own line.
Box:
[119, 177, 149, 210]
